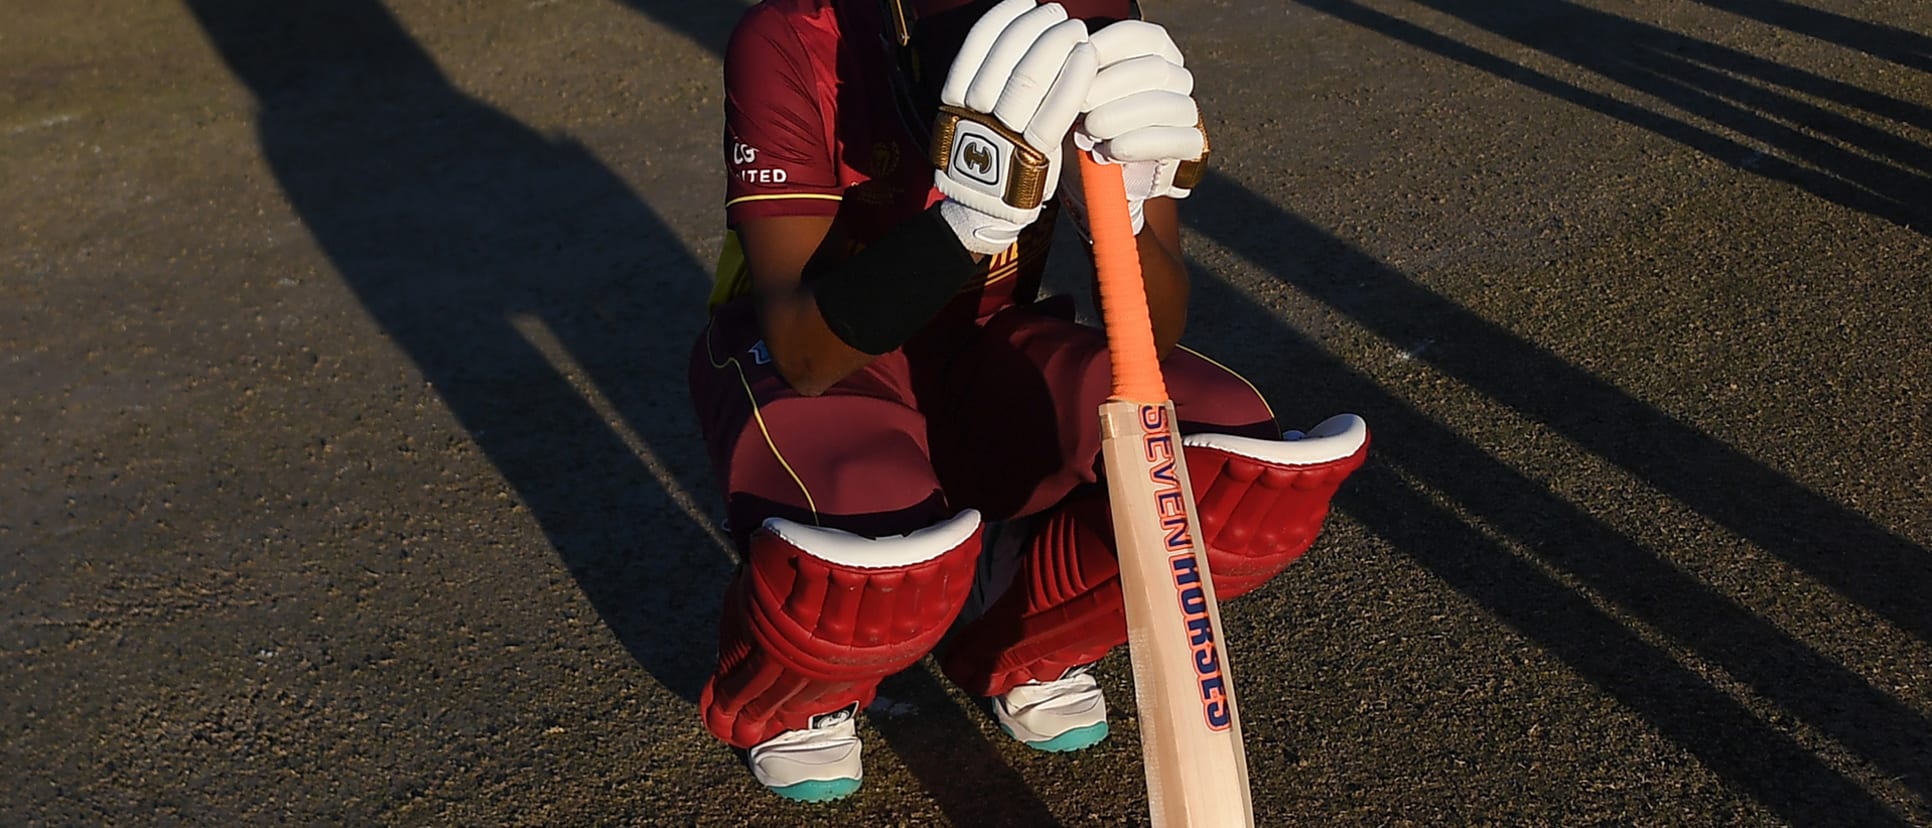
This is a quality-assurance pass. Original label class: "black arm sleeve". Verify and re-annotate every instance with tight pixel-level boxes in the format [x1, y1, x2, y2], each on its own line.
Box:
[811, 205, 984, 355]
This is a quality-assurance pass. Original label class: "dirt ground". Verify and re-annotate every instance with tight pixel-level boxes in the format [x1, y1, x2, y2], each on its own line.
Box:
[4, 0, 1929, 825]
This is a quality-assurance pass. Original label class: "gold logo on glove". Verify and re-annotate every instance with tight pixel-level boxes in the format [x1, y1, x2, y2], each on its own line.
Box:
[962, 141, 994, 177]
[931, 105, 1050, 211]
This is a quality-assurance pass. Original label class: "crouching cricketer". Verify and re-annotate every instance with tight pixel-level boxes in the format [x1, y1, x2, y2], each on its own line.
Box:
[686, 0, 1369, 801]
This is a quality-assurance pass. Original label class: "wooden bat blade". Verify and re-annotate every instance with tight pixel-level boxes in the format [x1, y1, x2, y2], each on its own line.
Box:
[1101, 398, 1255, 828]
[1078, 146, 1252, 826]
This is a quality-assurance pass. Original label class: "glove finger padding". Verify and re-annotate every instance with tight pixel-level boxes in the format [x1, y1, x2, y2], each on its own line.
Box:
[997, 17, 1092, 205]
[942, 0, 1049, 111]
[962, 5, 1074, 112]
[1100, 124, 1204, 164]
[1085, 54, 1193, 111]
[933, 0, 1098, 254]
[994, 18, 1090, 135]
[1064, 17, 1208, 231]
[1087, 19, 1185, 68]
[1080, 23, 1201, 163]
[1084, 90, 1200, 144]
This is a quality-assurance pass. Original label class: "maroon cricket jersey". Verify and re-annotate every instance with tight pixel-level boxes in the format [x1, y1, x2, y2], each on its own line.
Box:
[715, 0, 1053, 322]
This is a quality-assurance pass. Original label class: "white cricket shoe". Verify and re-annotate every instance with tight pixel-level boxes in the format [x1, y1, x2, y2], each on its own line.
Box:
[747, 705, 863, 802]
[993, 665, 1110, 752]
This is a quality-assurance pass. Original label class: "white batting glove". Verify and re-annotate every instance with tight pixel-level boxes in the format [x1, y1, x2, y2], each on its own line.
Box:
[1072, 20, 1207, 234]
[931, 0, 1099, 254]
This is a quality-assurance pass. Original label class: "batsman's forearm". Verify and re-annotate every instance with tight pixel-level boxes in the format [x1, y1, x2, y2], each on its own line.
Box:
[1137, 199, 1189, 359]
[757, 289, 876, 398]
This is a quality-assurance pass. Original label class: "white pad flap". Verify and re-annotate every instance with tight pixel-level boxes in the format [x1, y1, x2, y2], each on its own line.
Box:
[764, 509, 984, 570]
[1182, 413, 1368, 466]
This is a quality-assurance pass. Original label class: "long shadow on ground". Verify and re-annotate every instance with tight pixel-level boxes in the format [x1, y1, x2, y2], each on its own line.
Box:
[185, 0, 1065, 823]
[1179, 172, 1930, 823]
[1295, 0, 1932, 235]
[1686, 0, 1932, 73]
[181, 0, 729, 711]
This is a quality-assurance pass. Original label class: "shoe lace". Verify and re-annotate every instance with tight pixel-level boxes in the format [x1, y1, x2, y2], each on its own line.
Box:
[808, 703, 858, 730]
[1004, 665, 1100, 710]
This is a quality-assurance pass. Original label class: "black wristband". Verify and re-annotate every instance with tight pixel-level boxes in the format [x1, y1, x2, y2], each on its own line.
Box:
[812, 205, 983, 355]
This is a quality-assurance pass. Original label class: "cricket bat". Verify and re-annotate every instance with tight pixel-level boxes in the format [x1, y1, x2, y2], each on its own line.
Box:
[1080, 151, 1255, 827]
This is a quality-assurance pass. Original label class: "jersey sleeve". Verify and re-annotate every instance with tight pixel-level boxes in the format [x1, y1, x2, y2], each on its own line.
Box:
[722, 6, 844, 225]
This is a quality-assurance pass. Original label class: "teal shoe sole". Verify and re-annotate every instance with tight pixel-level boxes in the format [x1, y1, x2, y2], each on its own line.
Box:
[768, 776, 861, 803]
[1005, 720, 1110, 753]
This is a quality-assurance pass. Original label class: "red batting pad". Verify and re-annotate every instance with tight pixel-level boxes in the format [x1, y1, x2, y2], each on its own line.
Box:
[702, 516, 982, 748]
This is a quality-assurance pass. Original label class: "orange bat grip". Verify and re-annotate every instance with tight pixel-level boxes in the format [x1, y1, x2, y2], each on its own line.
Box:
[1079, 153, 1168, 403]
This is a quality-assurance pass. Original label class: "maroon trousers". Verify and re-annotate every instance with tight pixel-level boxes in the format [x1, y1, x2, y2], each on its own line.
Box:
[686, 296, 1278, 746]
[688, 296, 1278, 546]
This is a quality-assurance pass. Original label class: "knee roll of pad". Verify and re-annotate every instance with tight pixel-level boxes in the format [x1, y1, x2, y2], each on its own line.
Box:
[1184, 413, 1370, 596]
[940, 417, 1369, 700]
[703, 510, 984, 748]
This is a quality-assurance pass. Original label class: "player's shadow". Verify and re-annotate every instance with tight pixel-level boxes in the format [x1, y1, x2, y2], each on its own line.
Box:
[1685, 0, 1932, 73]
[1293, 0, 1932, 234]
[179, 0, 729, 712]
[1178, 172, 1932, 825]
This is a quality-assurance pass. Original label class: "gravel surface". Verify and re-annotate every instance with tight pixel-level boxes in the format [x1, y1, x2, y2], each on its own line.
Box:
[4, 0, 1928, 825]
